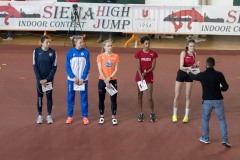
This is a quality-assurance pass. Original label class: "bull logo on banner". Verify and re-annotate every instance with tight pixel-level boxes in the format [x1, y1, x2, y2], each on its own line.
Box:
[0, 3, 21, 25]
[165, 8, 204, 32]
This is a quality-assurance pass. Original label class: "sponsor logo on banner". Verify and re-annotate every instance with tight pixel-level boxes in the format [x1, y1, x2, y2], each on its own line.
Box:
[0, 3, 21, 25]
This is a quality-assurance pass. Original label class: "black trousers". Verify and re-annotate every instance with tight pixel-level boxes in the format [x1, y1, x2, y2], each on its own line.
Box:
[36, 81, 53, 115]
[98, 79, 117, 115]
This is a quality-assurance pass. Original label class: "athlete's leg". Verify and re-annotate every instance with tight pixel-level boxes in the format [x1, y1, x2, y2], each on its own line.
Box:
[98, 80, 106, 115]
[137, 84, 143, 112]
[146, 83, 154, 113]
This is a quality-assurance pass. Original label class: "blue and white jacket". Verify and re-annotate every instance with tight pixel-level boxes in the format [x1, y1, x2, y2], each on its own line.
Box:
[66, 47, 90, 81]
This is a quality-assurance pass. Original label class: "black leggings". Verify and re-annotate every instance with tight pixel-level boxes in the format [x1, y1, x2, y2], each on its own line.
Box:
[98, 79, 117, 115]
[36, 82, 53, 115]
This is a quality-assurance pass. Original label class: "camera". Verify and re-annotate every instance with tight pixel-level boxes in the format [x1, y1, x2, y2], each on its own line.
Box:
[72, 4, 78, 10]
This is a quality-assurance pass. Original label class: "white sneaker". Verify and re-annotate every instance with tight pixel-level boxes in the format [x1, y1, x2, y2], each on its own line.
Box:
[112, 118, 118, 125]
[99, 117, 104, 125]
[36, 115, 43, 124]
[3, 37, 13, 40]
[46, 115, 53, 124]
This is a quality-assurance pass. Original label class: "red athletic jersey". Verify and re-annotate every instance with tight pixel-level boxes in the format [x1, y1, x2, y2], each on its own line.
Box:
[184, 52, 195, 67]
[135, 50, 158, 83]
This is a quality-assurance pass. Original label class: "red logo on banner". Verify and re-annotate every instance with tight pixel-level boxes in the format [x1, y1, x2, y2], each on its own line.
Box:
[142, 9, 148, 17]
[0, 3, 21, 25]
[167, 8, 204, 32]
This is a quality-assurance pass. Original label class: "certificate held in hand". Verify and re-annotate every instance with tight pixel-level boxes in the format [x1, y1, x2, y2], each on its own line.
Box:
[74, 83, 85, 91]
[105, 84, 118, 96]
[42, 82, 53, 92]
[137, 80, 148, 92]
[190, 68, 200, 75]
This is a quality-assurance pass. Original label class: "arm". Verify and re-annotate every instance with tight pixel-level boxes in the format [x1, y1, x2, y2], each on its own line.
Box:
[142, 58, 156, 77]
[33, 50, 42, 81]
[104, 62, 119, 85]
[192, 52, 200, 68]
[66, 50, 78, 84]
[81, 50, 90, 82]
[220, 73, 229, 92]
[97, 62, 106, 80]
[136, 59, 143, 80]
[188, 71, 201, 81]
[46, 52, 57, 82]
[66, 50, 75, 79]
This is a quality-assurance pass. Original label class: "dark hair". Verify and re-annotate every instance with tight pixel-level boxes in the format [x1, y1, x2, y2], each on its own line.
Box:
[140, 36, 150, 44]
[185, 39, 195, 52]
[206, 57, 215, 68]
[40, 35, 50, 43]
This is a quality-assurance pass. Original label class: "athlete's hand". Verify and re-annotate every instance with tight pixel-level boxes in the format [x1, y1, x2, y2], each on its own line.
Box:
[78, 79, 84, 85]
[104, 78, 110, 84]
[73, 77, 78, 84]
[106, 83, 111, 88]
[40, 79, 47, 86]
[141, 71, 146, 79]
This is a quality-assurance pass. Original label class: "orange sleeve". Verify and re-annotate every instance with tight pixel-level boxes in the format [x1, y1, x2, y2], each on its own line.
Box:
[96, 54, 102, 63]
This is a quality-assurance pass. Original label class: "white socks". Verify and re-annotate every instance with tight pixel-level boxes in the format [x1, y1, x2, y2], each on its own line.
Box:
[173, 107, 177, 115]
[185, 108, 190, 116]
[173, 107, 190, 116]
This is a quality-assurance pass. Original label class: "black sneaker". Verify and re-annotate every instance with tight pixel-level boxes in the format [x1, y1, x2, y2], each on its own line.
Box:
[222, 140, 232, 148]
[138, 113, 144, 122]
[150, 113, 157, 122]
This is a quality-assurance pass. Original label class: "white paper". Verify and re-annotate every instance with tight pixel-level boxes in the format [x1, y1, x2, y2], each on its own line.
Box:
[42, 82, 53, 92]
[190, 68, 200, 75]
[74, 83, 85, 91]
[137, 80, 148, 92]
[105, 84, 118, 96]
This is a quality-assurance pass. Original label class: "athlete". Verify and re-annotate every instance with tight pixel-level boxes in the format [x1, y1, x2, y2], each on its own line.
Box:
[135, 36, 158, 123]
[97, 40, 120, 125]
[172, 39, 200, 123]
[33, 35, 57, 124]
[65, 36, 90, 125]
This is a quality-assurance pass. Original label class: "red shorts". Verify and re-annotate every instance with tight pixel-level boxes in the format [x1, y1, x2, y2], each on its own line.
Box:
[135, 72, 154, 84]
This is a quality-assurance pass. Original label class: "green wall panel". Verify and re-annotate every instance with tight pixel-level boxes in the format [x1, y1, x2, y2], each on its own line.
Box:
[233, 0, 240, 6]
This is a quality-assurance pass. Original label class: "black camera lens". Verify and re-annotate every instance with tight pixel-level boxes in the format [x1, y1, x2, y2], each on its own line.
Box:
[72, 4, 78, 9]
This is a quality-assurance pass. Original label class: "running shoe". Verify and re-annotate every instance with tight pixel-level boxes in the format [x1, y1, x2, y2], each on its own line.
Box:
[199, 136, 210, 144]
[112, 118, 118, 125]
[150, 113, 157, 122]
[66, 117, 73, 124]
[36, 115, 43, 124]
[172, 114, 178, 123]
[222, 139, 232, 148]
[46, 115, 53, 124]
[182, 116, 189, 123]
[138, 113, 144, 122]
[99, 117, 104, 125]
[83, 117, 89, 125]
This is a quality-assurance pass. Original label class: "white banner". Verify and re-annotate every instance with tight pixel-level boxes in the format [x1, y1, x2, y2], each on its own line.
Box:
[1, 2, 240, 35]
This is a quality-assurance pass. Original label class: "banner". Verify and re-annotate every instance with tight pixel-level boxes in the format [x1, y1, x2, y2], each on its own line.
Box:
[1, 1, 240, 35]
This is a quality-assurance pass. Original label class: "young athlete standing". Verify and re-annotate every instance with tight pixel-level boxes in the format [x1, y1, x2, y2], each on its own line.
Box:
[65, 36, 90, 125]
[135, 36, 158, 122]
[97, 40, 120, 125]
[172, 39, 200, 123]
[33, 35, 57, 124]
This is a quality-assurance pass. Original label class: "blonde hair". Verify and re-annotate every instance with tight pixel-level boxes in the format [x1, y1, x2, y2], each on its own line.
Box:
[101, 40, 113, 53]
[72, 35, 84, 47]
